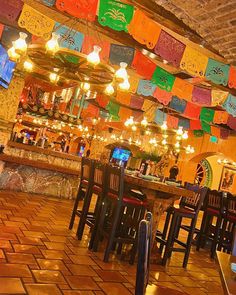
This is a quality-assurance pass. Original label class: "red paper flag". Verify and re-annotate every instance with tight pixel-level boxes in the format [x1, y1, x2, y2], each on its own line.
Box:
[96, 95, 109, 108]
[81, 35, 110, 62]
[184, 102, 201, 120]
[190, 120, 202, 130]
[153, 87, 172, 105]
[228, 66, 236, 89]
[132, 50, 156, 79]
[211, 126, 220, 138]
[167, 114, 178, 129]
[56, 0, 98, 21]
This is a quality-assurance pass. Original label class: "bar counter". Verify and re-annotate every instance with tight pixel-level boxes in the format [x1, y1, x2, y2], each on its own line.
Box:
[0, 141, 81, 199]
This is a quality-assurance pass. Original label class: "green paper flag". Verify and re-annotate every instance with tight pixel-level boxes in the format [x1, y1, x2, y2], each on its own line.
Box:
[201, 121, 211, 133]
[200, 108, 215, 123]
[98, 0, 134, 32]
[193, 130, 204, 137]
[151, 66, 175, 92]
[106, 100, 120, 117]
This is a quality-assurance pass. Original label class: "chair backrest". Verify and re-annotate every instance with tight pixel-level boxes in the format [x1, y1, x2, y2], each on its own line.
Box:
[135, 212, 153, 295]
[225, 193, 236, 218]
[81, 157, 94, 182]
[180, 186, 208, 213]
[205, 189, 224, 212]
[106, 164, 124, 200]
[93, 160, 107, 189]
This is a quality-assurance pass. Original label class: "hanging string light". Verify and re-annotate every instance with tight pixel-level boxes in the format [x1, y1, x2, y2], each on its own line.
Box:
[176, 126, 184, 136]
[104, 83, 114, 95]
[23, 60, 33, 72]
[115, 62, 128, 80]
[118, 77, 130, 91]
[182, 131, 188, 140]
[87, 45, 101, 65]
[7, 42, 20, 62]
[14, 32, 28, 54]
[161, 121, 168, 131]
[141, 117, 148, 128]
[45, 33, 60, 54]
[49, 72, 59, 83]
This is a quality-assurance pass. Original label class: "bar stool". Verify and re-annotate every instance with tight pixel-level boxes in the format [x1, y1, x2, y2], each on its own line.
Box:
[77, 160, 107, 240]
[196, 189, 224, 257]
[92, 165, 147, 263]
[218, 193, 236, 253]
[69, 157, 94, 230]
[156, 187, 208, 267]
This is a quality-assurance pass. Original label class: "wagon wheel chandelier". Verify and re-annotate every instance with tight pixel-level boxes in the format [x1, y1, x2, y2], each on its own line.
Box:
[7, 32, 130, 95]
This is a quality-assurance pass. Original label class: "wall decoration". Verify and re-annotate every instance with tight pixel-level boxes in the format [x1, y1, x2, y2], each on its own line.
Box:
[56, 0, 98, 21]
[222, 94, 236, 117]
[128, 9, 161, 49]
[169, 96, 187, 113]
[205, 58, 230, 86]
[200, 108, 215, 123]
[153, 87, 172, 105]
[109, 44, 135, 65]
[190, 120, 202, 130]
[42, 0, 55, 6]
[219, 166, 236, 193]
[137, 80, 156, 97]
[211, 89, 228, 106]
[18, 4, 55, 39]
[0, 0, 23, 22]
[54, 23, 84, 51]
[151, 66, 175, 92]
[192, 86, 212, 106]
[194, 159, 212, 188]
[154, 30, 185, 67]
[180, 46, 208, 78]
[184, 102, 201, 120]
[228, 66, 236, 89]
[131, 50, 156, 79]
[81, 35, 110, 62]
[171, 78, 193, 101]
[98, 0, 134, 32]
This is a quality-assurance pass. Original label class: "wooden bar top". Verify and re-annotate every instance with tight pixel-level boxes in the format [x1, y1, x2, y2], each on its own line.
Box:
[0, 153, 80, 176]
[217, 251, 236, 295]
[8, 141, 81, 162]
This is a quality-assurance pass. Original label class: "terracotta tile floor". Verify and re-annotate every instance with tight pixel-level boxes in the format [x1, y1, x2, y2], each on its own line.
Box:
[0, 191, 224, 294]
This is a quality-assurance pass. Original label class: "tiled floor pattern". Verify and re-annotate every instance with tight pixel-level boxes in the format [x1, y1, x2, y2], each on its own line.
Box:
[0, 191, 224, 295]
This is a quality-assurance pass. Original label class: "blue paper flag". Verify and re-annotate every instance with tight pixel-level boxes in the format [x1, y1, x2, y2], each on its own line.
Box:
[137, 80, 156, 97]
[169, 96, 187, 113]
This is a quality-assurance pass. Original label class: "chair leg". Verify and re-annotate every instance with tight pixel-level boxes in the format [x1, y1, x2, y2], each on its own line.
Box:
[76, 187, 93, 240]
[210, 216, 222, 258]
[104, 203, 122, 262]
[92, 199, 108, 252]
[162, 214, 178, 266]
[183, 219, 196, 268]
[88, 194, 103, 250]
[159, 210, 172, 254]
[69, 186, 84, 230]
[217, 219, 227, 251]
[196, 211, 208, 251]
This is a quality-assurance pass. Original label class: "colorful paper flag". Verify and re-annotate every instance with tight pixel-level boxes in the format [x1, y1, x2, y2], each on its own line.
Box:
[131, 50, 156, 79]
[205, 58, 230, 86]
[137, 80, 156, 97]
[192, 86, 212, 106]
[109, 44, 135, 65]
[171, 78, 193, 101]
[200, 108, 215, 123]
[151, 66, 175, 92]
[222, 94, 236, 117]
[169, 96, 187, 113]
[184, 102, 201, 120]
[153, 87, 172, 105]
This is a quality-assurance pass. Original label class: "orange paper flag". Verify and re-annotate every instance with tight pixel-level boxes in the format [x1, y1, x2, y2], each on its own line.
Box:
[116, 91, 131, 106]
[171, 77, 193, 101]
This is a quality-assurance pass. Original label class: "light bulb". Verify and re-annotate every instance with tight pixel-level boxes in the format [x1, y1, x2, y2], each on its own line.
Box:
[161, 121, 168, 130]
[49, 72, 59, 83]
[182, 131, 188, 140]
[176, 126, 183, 135]
[45, 33, 60, 54]
[176, 135, 182, 141]
[14, 32, 28, 54]
[190, 147, 195, 153]
[104, 84, 114, 95]
[162, 139, 167, 145]
[118, 77, 130, 91]
[176, 148, 180, 153]
[141, 117, 148, 127]
[162, 134, 168, 139]
[115, 62, 128, 80]
[82, 82, 90, 91]
[175, 142, 180, 148]
[87, 45, 101, 65]
[131, 125, 137, 131]
[7, 42, 20, 61]
[23, 60, 33, 72]
[145, 130, 151, 135]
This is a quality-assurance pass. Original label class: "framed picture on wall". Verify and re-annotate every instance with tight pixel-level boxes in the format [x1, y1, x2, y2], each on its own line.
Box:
[219, 166, 236, 193]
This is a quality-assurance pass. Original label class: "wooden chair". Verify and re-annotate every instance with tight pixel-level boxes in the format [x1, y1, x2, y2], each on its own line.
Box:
[76, 160, 107, 240]
[156, 187, 208, 267]
[135, 212, 152, 295]
[196, 189, 224, 257]
[92, 165, 147, 263]
[69, 157, 94, 231]
[218, 193, 236, 253]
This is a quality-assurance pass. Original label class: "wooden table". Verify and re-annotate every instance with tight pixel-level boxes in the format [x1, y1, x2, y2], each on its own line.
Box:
[124, 174, 195, 253]
[217, 251, 236, 295]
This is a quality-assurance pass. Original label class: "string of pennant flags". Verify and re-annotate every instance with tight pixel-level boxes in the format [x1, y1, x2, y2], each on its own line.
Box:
[1, 0, 236, 139]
